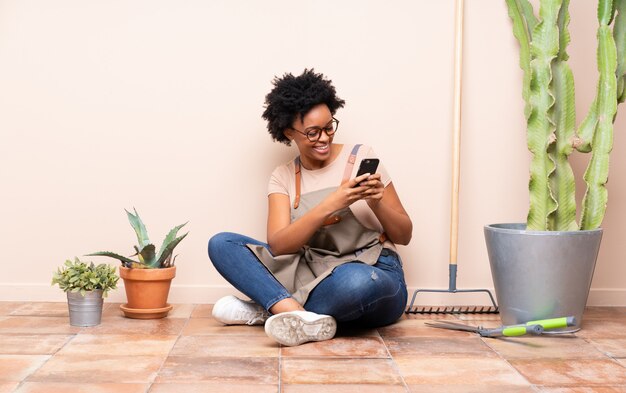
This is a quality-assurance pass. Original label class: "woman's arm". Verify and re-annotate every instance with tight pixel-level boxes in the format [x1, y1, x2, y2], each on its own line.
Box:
[267, 173, 373, 255]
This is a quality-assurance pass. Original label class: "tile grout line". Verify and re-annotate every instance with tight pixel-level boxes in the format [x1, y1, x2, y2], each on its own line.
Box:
[13, 312, 84, 391]
[379, 327, 411, 392]
[479, 336, 537, 388]
[482, 330, 626, 387]
[145, 303, 197, 392]
[579, 334, 626, 368]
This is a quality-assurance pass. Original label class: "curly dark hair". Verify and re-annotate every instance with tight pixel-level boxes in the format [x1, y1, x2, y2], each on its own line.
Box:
[262, 69, 346, 145]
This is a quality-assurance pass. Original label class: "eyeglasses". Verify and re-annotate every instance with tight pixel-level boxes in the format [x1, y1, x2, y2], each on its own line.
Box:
[290, 118, 339, 142]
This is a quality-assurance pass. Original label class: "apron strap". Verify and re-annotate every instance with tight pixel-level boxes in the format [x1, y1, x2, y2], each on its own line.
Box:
[294, 157, 302, 209]
[293, 144, 362, 209]
[292, 144, 389, 242]
[341, 144, 362, 184]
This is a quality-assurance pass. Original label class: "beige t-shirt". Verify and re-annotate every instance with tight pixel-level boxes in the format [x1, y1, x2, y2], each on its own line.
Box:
[267, 144, 391, 232]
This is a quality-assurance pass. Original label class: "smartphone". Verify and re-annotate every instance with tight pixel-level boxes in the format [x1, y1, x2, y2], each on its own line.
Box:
[354, 158, 380, 186]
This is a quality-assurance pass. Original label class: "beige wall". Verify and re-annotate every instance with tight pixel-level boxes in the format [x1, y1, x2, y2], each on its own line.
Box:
[1, 0, 624, 305]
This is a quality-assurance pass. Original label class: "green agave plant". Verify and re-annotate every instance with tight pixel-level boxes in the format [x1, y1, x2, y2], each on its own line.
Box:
[507, 0, 625, 230]
[87, 209, 188, 269]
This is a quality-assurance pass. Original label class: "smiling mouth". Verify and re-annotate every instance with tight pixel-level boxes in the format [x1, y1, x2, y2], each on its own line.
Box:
[313, 144, 329, 152]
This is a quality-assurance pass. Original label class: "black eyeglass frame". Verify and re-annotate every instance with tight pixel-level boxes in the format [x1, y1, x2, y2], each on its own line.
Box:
[289, 118, 340, 142]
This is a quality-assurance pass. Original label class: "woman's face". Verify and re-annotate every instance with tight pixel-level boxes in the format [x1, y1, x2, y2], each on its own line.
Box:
[284, 103, 336, 169]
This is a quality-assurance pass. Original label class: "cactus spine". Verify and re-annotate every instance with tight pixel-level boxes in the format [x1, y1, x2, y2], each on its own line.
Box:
[506, 0, 625, 231]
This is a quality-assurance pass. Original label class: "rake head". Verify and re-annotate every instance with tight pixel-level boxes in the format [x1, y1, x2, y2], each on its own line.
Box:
[406, 305, 499, 314]
[405, 283, 500, 315]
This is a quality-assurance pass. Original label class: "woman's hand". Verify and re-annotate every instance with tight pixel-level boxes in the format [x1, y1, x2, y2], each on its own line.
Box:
[360, 174, 384, 207]
[322, 173, 377, 212]
[267, 173, 376, 255]
[327, 174, 413, 245]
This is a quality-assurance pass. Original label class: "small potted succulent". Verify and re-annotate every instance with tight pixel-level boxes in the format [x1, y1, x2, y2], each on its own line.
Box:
[87, 208, 188, 319]
[52, 257, 119, 327]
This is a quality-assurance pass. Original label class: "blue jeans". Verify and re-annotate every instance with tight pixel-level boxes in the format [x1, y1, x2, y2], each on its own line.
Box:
[208, 232, 408, 328]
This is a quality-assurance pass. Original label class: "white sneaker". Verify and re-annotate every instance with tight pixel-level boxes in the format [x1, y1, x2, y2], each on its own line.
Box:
[264, 310, 337, 346]
[212, 295, 269, 325]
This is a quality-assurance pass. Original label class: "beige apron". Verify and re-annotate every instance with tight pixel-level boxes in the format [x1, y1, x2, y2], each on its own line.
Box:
[247, 144, 390, 305]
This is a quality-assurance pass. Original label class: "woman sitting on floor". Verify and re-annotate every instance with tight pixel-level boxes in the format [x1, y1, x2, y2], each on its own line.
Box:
[208, 69, 412, 346]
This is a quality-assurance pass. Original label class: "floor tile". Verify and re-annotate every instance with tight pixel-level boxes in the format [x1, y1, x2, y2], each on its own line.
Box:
[586, 338, 626, 358]
[15, 382, 148, 393]
[9, 302, 70, 317]
[483, 336, 606, 359]
[455, 313, 503, 322]
[149, 383, 278, 392]
[0, 317, 80, 334]
[384, 336, 496, 357]
[537, 386, 626, 392]
[156, 356, 278, 384]
[166, 304, 195, 318]
[0, 335, 72, 355]
[28, 355, 164, 383]
[0, 355, 50, 382]
[101, 303, 124, 317]
[281, 336, 389, 358]
[85, 316, 186, 335]
[104, 303, 196, 319]
[394, 355, 529, 386]
[170, 335, 278, 357]
[58, 334, 178, 356]
[281, 358, 403, 385]
[378, 318, 474, 338]
[0, 302, 26, 315]
[190, 304, 213, 318]
[407, 386, 535, 393]
[0, 383, 19, 393]
[182, 317, 266, 336]
[577, 320, 626, 339]
[510, 358, 626, 385]
[282, 384, 408, 393]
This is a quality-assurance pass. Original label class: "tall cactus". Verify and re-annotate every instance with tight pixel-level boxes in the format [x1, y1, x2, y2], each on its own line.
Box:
[506, 0, 625, 231]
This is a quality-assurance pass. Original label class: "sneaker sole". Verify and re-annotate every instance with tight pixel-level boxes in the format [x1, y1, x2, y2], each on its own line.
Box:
[265, 313, 337, 346]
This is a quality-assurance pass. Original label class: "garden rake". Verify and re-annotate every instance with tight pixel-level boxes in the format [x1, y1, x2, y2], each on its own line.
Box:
[406, 0, 498, 315]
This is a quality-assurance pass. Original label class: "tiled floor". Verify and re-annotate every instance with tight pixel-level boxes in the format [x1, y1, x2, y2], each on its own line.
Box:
[1, 302, 625, 392]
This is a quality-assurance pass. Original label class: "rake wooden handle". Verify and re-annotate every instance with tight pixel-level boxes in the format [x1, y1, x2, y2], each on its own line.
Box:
[450, 0, 464, 266]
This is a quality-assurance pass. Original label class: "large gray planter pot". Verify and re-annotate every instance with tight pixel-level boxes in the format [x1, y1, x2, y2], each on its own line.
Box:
[67, 289, 104, 327]
[484, 223, 602, 332]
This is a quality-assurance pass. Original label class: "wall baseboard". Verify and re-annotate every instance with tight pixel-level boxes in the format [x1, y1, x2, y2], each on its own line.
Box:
[1, 284, 624, 306]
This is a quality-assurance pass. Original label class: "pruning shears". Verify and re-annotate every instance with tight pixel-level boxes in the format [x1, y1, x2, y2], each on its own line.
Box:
[425, 316, 576, 338]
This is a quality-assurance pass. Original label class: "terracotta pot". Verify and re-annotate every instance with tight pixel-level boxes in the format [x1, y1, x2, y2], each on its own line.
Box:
[119, 266, 176, 318]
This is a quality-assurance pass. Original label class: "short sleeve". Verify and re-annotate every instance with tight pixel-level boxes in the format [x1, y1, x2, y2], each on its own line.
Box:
[267, 164, 291, 196]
